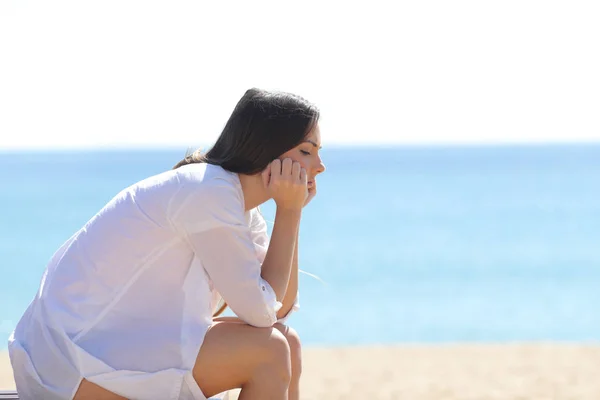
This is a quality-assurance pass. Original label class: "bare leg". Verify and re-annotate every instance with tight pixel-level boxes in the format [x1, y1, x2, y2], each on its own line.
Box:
[274, 324, 301, 400]
[194, 322, 292, 399]
[212, 317, 302, 400]
[74, 320, 299, 400]
[73, 379, 127, 400]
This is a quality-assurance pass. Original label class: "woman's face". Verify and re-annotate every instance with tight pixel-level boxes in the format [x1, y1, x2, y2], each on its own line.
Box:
[278, 123, 326, 192]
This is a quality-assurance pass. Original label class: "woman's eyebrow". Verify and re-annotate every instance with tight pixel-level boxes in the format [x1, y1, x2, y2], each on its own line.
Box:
[303, 140, 322, 150]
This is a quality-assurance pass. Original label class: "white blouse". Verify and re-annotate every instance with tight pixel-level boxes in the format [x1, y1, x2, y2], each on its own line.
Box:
[8, 163, 299, 400]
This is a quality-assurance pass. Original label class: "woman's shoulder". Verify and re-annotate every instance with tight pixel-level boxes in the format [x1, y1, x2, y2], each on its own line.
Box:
[130, 162, 239, 200]
[168, 163, 245, 223]
[175, 163, 238, 187]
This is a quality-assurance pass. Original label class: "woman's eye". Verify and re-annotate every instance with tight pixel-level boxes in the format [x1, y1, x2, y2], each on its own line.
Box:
[300, 150, 311, 155]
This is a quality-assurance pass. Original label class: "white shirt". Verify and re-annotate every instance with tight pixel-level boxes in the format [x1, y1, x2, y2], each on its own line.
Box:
[8, 163, 299, 400]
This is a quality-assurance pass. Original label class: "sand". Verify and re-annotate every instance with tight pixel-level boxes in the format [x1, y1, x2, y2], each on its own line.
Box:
[3, 343, 600, 399]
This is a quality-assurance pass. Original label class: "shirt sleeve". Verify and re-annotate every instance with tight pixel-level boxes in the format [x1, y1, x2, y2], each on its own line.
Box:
[249, 208, 300, 325]
[248, 207, 269, 263]
[169, 178, 282, 328]
[276, 292, 300, 324]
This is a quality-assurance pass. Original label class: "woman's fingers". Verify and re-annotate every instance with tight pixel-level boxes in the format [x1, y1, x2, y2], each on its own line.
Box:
[265, 158, 308, 210]
[271, 159, 282, 176]
[281, 158, 293, 177]
[299, 167, 307, 185]
[292, 161, 302, 181]
[269, 158, 305, 182]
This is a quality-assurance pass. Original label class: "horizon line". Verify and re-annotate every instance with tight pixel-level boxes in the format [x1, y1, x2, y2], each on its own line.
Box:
[1, 139, 600, 153]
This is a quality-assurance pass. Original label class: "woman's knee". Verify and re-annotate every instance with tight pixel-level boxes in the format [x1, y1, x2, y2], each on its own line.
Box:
[193, 322, 292, 395]
[274, 324, 302, 377]
[260, 327, 292, 383]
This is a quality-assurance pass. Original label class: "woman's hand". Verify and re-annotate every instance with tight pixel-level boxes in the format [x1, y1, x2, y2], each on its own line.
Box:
[304, 181, 317, 207]
[262, 158, 308, 211]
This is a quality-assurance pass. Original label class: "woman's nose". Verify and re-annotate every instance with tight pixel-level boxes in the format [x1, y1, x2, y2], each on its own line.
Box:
[315, 158, 326, 175]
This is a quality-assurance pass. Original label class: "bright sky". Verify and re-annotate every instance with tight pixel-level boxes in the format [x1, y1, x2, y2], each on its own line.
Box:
[1, 0, 599, 149]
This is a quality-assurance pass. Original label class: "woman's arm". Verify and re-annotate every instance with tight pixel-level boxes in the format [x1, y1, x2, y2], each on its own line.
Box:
[260, 208, 300, 300]
[172, 181, 299, 328]
[277, 224, 299, 320]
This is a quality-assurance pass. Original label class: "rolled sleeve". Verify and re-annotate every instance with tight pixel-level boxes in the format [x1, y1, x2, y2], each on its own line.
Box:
[187, 227, 281, 327]
[276, 292, 300, 325]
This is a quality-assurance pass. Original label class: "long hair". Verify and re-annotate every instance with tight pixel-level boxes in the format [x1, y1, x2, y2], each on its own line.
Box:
[173, 88, 320, 174]
[174, 88, 320, 317]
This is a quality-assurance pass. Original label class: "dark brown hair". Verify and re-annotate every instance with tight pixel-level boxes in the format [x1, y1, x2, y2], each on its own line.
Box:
[173, 88, 320, 174]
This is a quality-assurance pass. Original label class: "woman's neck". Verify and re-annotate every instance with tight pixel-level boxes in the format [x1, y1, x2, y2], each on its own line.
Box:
[238, 173, 270, 211]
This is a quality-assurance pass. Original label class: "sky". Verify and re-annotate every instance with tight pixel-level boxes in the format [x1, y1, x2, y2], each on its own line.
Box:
[0, 0, 599, 149]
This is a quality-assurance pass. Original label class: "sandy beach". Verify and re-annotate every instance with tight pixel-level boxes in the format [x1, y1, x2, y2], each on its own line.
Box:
[3, 343, 600, 399]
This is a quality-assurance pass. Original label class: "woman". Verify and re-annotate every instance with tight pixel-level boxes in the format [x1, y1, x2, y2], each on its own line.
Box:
[8, 88, 326, 400]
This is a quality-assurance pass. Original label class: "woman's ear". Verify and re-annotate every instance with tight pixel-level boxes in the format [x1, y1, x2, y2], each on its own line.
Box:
[261, 163, 272, 189]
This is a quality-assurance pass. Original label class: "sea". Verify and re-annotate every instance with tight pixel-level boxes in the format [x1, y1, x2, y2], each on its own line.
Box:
[1, 144, 599, 349]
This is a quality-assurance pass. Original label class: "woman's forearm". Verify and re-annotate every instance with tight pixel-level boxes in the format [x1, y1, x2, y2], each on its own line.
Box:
[277, 224, 299, 319]
[261, 208, 301, 300]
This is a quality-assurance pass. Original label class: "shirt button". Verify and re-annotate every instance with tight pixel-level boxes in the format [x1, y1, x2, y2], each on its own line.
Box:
[262, 286, 266, 291]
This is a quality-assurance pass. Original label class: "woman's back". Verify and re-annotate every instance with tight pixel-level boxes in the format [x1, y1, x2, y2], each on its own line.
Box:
[40, 162, 237, 333]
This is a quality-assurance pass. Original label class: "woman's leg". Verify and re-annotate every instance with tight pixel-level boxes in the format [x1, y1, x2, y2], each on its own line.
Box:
[73, 321, 301, 400]
[273, 324, 302, 400]
[193, 322, 292, 399]
[211, 317, 302, 400]
[73, 379, 127, 400]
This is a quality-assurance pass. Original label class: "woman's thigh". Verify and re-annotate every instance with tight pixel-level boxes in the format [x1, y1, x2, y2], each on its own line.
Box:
[73, 321, 295, 400]
[193, 322, 290, 398]
[73, 379, 127, 400]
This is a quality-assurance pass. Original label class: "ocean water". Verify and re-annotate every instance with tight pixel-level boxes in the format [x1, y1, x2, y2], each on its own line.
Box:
[1, 144, 599, 349]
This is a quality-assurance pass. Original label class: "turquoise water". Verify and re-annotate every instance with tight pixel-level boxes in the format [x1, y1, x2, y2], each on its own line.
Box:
[1, 144, 599, 348]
